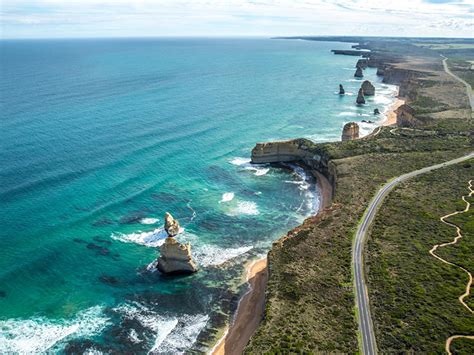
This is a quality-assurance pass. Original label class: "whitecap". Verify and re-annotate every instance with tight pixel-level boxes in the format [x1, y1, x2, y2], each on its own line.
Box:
[140, 218, 159, 225]
[219, 192, 235, 203]
[0, 306, 109, 353]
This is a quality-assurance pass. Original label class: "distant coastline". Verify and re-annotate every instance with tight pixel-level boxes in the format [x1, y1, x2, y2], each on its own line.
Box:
[209, 42, 404, 353]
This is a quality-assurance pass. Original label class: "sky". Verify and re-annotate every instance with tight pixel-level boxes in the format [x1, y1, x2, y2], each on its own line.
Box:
[1, 0, 473, 39]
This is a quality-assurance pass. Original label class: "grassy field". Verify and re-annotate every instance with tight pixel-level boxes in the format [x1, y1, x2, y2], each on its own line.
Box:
[366, 162, 474, 353]
[245, 38, 473, 353]
[414, 43, 474, 50]
[448, 58, 474, 89]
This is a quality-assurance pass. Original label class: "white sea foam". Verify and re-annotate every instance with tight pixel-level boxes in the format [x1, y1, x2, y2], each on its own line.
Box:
[113, 303, 208, 354]
[193, 245, 253, 267]
[156, 314, 209, 354]
[111, 228, 169, 247]
[230, 157, 270, 176]
[219, 192, 235, 203]
[140, 218, 159, 225]
[116, 227, 251, 268]
[225, 201, 260, 216]
[230, 157, 251, 166]
[0, 306, 109, 353]
[284, 164, 320, 216]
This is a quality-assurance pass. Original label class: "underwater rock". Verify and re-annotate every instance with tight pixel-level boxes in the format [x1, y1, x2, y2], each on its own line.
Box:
[339, 84, 345, 95]
[356, 88, 366, 105]
[99, 275, 120, 286]
[361, 80, 375, 96]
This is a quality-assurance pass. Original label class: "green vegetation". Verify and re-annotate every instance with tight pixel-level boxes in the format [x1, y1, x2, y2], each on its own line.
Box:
[448, 58, 474, 89]
[414, 43, 474, 50]
[366, 162, 474, 353]
[246, 37, 473, 353]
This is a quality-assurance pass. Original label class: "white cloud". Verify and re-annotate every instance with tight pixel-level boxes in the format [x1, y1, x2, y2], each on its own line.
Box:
[1, 0, 473, 38]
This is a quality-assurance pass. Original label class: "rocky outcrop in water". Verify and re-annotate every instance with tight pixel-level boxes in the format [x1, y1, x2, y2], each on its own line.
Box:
[374, 108, 380, 115]
[164, 212, 180, 236]
[341, 122, 359, 141]
[354, 66, 363, 78]
[356, 88, 365, 105]
[356, 59, 368, 69]
[339, 84, 345, 95]
[156, 213, 198, 275]
[361, 80, 375, 96]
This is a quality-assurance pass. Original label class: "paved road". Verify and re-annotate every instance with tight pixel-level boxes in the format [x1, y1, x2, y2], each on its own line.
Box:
[441, 55, 474, 110]
[353, 152, 474, 355]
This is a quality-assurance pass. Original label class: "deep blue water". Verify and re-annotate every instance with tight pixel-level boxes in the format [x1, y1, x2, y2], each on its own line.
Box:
[0, 38, 397, 353]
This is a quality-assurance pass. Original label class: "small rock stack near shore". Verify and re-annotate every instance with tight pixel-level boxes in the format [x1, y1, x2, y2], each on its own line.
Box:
[341, 122, 360, 141]
[156, 212, 198, 275]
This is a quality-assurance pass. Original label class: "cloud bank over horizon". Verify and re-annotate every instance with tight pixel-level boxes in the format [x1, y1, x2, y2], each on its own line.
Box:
[1, 0, 473, 39]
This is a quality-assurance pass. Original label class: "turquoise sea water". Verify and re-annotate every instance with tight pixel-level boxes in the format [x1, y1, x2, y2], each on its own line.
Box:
[0, 38, 397, 353]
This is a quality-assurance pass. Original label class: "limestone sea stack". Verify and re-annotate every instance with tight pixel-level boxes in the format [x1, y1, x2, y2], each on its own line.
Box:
[354, 66, 364, 78]
[341, 122, 359, 141]
[339, 84, 345, 95]
[356, 59, 368, 69]
[361, 80, 375, 96]
[356, 88, 365, 105]
[164, 212, 180, 236]
[157, 213, 198, 275]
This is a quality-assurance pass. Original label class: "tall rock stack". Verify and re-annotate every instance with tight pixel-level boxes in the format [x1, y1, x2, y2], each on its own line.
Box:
[354, 66, 364, 78]
[339, 84, 345, 95]
[356, 88, 366, 104]
[156, 212, 198, 275]
[341, 122, 360, 141]
[356, 58, 368, 69]
[361, 80, 375, 96]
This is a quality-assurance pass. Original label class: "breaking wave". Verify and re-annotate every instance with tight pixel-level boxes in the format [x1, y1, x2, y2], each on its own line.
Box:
[113, 302, 208, 354]
[0, 306, 109, 353]
[230, 157, 269, 176]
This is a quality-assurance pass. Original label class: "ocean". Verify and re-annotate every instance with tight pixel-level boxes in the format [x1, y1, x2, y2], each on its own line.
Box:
[0, 38, 397, 353]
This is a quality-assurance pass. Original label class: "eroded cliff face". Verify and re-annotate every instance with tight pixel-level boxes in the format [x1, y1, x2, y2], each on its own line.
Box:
[157, 237, 198, 275]
[251, 139, 337, 191]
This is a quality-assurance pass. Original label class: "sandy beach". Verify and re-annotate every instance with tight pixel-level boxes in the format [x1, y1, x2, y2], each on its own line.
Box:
[210, 258, 268, 355]
[210, 172, 332, 355]
[382, 98, 405, 126]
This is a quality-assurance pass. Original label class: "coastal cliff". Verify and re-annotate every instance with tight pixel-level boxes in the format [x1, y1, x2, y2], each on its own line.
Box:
[244, 37, 473, 353]
[251, 139, 336, 190]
